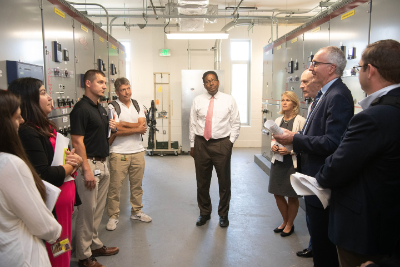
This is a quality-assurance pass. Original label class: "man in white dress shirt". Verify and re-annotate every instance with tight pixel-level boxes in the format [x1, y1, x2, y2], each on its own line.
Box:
[189, 70, 241, 228]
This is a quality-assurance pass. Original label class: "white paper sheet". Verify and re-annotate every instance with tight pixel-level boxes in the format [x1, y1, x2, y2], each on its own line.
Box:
[51, 134, 70, 166]
[108, 108, 114, 138]
[264, 120, 283, 135]
[290, 172, 331, 209]
[43, 180, 61, 211]
[265, 120, 293, 162]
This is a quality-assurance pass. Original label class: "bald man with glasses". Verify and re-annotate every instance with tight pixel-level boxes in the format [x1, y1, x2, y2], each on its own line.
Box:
[274, 46, 354, 267]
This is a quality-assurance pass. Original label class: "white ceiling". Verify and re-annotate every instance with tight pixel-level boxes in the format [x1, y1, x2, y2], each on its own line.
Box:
[72, 0, 324, 12]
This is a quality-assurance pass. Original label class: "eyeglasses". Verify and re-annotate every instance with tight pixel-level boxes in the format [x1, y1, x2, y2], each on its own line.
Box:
[310, 61, 334, 67]
[353, 63, 379, 72]
[204, 79, 218, 85]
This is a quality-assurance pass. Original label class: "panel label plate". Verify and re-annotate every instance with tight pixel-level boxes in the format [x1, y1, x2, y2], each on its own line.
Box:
[291, 37, 298, 44]
[99, 36, 104, 42]
[311, 26, 321, 33]
[54, 8, 65, 19]
[277, 45, 282, 50]
[341, 10, 355, 20]
[81, 25, 88, 33]
[111, 45, 116, 49]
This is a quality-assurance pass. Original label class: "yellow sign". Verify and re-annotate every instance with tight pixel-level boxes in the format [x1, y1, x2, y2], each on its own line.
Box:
[277, 45, 282, 50]
[121, 51, 124, 55]
[99, 36, 104, 43]
[54, 8, 65, 18]
[81, 25, 88, 33]
[311, 26, 321, 33]
[291, 37, 298, 44]
[111, 45, 116, 50]
[158, 86, 162, 92]
[341, 10, 355, 20]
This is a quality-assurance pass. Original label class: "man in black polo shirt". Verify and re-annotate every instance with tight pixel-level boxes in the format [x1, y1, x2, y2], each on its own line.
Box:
[71, 70, 119, 267]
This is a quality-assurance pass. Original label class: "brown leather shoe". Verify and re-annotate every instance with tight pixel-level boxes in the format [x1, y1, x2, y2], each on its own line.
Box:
[78, 256, 104, 267]
[91, 246, 119, 257]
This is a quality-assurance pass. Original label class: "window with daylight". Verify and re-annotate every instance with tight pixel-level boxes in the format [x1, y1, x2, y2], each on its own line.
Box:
[230, 40, 251, 125]
[120, 41, 131, 81]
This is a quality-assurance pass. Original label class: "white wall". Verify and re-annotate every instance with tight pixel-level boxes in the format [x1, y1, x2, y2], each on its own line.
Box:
[109, 19, 297, 147]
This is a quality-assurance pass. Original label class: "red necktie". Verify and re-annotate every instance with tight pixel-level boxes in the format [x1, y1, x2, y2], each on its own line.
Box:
[204, 96, 214, 141]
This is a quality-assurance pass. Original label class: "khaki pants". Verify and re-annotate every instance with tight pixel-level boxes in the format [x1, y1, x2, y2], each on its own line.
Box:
[75, 159, 110, 260]
[107, 151, 145, 219]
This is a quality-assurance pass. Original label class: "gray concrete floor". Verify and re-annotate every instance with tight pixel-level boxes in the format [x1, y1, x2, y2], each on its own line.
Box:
[71, 148, 312, 267]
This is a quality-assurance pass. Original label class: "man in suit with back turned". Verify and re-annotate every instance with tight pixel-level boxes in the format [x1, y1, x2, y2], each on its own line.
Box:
[315, 39, 400, 267]
[274, 46, 354, 267]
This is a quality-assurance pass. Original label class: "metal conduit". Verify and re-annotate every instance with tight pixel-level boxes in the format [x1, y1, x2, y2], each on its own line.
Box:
[76, 7, 318, 14]
[85, 14, 311, 20]
[68, 2, 109, 40]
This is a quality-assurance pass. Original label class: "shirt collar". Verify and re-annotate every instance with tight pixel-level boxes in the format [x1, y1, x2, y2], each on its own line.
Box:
[206, 91, 220, 99]
[116, 98, 130, 108]
[320, 78, 338, 95]
[359, 83, 400, 110]
[82, 95, 98, 107]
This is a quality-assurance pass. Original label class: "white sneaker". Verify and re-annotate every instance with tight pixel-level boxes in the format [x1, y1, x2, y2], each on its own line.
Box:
[130, 211, 152, 223]
[106, 218, 119, 231]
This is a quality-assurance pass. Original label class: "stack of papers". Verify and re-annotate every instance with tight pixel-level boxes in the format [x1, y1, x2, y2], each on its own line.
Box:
[43, 180, 61, 211]
[290, 172, 331, 209]
[264, 120, 293, 162]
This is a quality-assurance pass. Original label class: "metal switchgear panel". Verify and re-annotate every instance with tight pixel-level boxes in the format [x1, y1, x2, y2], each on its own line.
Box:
[42, 1, 76, 131]
[330, 2, 370, 114]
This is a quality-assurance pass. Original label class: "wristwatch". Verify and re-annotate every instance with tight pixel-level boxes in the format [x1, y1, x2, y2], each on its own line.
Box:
[112, 127, 118, 133]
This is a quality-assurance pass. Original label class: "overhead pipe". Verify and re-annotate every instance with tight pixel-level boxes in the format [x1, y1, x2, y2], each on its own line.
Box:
[68, 2, 109, 40]
[76, 7, 318, 14]
[232, 0, 245, 18]
[85, 14, 311, 20]
[149, 0, 158, 19]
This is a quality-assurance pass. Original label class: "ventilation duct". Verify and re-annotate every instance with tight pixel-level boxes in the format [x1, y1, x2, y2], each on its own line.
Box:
[164, 0, 218, 32]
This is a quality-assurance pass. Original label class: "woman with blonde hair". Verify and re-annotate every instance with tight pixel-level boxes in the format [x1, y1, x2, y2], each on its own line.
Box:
[269, 91, 306, 237]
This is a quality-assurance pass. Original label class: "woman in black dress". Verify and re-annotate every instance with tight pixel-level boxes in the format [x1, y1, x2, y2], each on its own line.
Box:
[268, 91, 305, 237]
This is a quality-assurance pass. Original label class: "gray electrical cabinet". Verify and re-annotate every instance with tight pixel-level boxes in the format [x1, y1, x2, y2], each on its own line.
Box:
[330, 2, 371, 113]
[94, 30, 109, 109]
[108, 37, 120, 101]
[286, 35, 304, 101]
[272, 43, 287, 102]
[370, 0, 400, 43]
[73, 20, 95, 100]
[42, 1, 76, 135]
[0, 0, 44, 89]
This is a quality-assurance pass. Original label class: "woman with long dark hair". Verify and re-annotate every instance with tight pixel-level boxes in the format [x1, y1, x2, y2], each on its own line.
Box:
[0, 89, 61, 267]
[8, 78, 83, 267]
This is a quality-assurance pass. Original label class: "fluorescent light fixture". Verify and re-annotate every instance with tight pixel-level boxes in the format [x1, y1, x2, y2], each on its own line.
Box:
[166, 32, 229, 40]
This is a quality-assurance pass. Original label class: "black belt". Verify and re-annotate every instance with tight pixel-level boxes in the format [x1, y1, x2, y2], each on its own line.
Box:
[196, 135, 229, 141]
[89, 157, 106, 162]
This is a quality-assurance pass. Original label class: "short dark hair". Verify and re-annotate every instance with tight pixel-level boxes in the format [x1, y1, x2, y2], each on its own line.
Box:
[362, 39, 400, 83]
[114, 77, 130, 91]
[202, 71, 219, 83]
[83, 69, 105, 88]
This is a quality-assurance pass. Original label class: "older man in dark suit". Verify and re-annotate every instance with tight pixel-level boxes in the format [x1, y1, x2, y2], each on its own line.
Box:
[315, 40, 400, 267]
[274, 46, 354, 267]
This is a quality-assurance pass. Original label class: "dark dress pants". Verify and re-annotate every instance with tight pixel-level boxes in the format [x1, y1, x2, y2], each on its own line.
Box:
[194, 135, 232, 216]
[306, 200, 339, 267]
